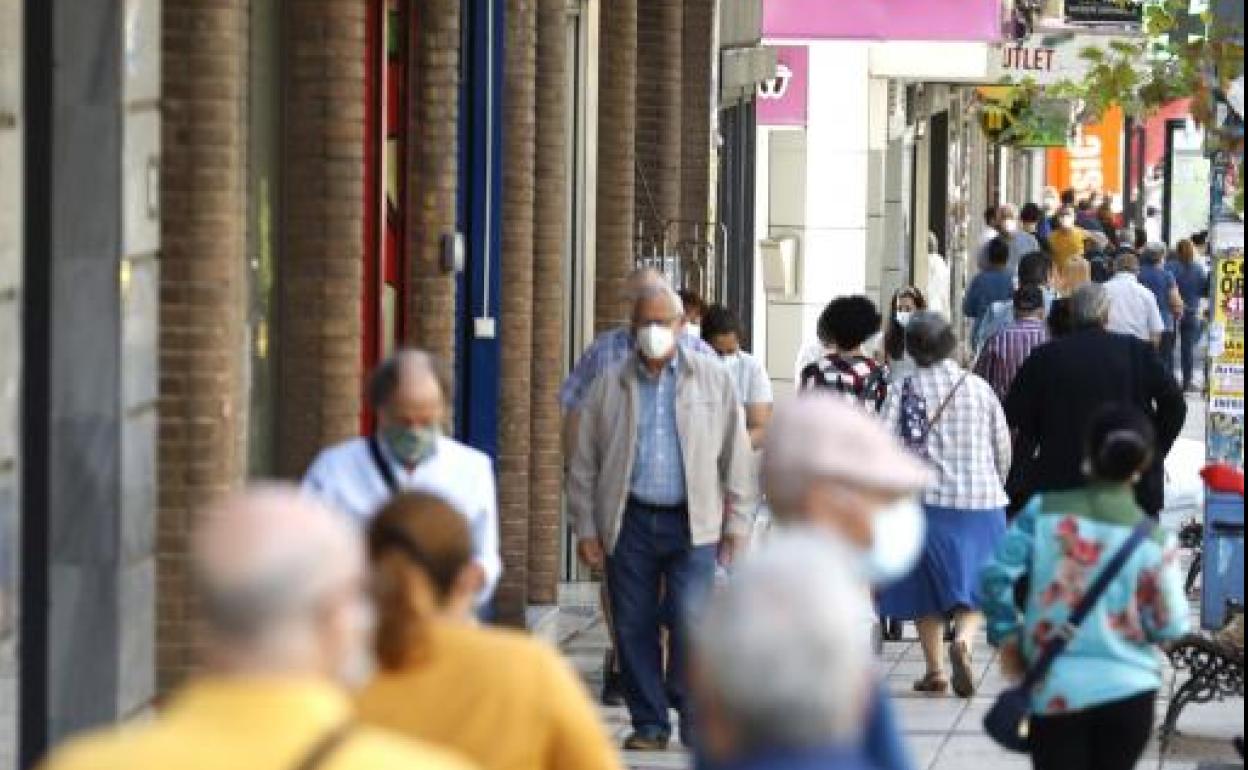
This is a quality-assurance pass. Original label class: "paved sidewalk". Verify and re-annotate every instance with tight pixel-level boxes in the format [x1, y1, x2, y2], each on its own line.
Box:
[561, 611, 1243, 770]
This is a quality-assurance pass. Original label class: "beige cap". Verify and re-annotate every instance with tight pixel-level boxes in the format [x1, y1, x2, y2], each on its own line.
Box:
[763, 393, 933, 508]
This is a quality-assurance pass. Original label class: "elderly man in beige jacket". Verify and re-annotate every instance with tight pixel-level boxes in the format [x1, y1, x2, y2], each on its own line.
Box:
[568, 284, 756, 753]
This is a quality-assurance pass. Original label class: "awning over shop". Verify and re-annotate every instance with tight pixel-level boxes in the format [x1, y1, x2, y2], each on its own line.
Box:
[763, 0, 1002, 42]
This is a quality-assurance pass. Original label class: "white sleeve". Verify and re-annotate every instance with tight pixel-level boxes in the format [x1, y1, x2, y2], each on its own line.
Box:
[748, 357, 774, 404]
[473, 456, 503, 604]
[1148, 294, 1165, 335]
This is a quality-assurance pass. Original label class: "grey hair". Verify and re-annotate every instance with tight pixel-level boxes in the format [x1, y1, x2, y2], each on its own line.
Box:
[1069, 282, 1111, 327]
[367, 349, 446, 410]
[693, 531, 873, 752]
[905, 311, 956, 368]
[1141, 243, 1167, 264]
[632, 283, 684, 321]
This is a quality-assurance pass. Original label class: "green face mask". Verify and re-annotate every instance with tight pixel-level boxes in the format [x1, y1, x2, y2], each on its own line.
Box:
[381, 424, 440, 466]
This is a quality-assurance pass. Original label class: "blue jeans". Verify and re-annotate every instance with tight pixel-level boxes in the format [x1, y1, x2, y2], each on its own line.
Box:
[607, 499, 717, 737]
[1178, 315, 1202, 387]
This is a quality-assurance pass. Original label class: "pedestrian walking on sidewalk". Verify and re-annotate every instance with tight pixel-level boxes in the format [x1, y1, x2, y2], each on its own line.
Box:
[800, 295, 889, 412]
[995, 204, 1041, 275]
[357, 493, 622, 770]
[882, 287, 926, 383]
[975, 286, 1049, 403]
[1137, 243, 1184, 369]
[964, 238, 1015, 348]
[1048, 207, 1090, 276]
[702, 304, 773, 448]
[764, 393, 935, 770]
[568, 284, 757, 752]
[38, 487, 473, 770]
[1104, 252, 1165, 347]
[1168, 238, 1210, 391]
[691, 533, 886, 770]
[1005, 283, 1187, 519]
[974, 251, 1056, 354]
[979, 406, 1191, 770]
[303, 350, 502, 606]
[879, 312, 1012, 699]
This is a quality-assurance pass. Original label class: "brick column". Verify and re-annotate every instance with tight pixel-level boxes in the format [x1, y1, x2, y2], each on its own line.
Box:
[496, 0, 537, 624]
[681, 0, 714, 228]
[406, 0, 460, 372]
[277, 0, 367, 477]
[595, 0, 638, 333]
[159, 1, 249, 691]
[636, 0, 682, 244]
[528, 0, 569, 606]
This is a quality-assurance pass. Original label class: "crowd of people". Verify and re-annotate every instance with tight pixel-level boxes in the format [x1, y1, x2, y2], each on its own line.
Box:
[36, 192, 1213, 770]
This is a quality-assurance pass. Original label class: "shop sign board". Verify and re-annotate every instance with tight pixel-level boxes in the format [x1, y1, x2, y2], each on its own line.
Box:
[1208, 231, 1245, 468]
[1065, 0, 1143, 27]
[1046, 106, 1125, 197]
[763, 0, 1001, 41]
[989, 34, 1135, 87]
[757, 45, 808, 127]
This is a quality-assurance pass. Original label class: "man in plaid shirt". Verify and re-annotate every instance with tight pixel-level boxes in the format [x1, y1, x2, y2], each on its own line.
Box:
[974, 286, 1049, 402]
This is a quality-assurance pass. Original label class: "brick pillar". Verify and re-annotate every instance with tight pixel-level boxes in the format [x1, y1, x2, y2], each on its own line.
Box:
[406, 0, 460, 373]
[529, 0, 568, 606]
[681, 0, 714, 228]
[636, 0, 682, 245]
[596, 0, 638, 333]
[496, 0, 537, 624]
[159, 1, 249, 691]
[277, 0, 367, 477]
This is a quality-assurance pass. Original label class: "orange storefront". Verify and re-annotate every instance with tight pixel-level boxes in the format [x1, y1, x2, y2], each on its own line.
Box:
[1047, 106, 1125, 199]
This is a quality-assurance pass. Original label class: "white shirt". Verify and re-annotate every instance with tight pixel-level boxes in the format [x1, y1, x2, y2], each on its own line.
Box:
[721, 350, 773, 406]
[303, 435, 502, 601]
[927, 252, 952, 317]
[1105, 272, 1165, 342]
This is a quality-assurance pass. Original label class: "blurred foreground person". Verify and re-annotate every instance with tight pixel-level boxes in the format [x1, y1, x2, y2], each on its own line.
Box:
[357, 493, 621, 770]
[880, 313, 1011, 698]
[1006, 283, 1186, 518]
[980, 406, 1190, 770]
[304, 350, 502, 604]
[692, 534, 883, 770]
[40, 486, 472, 770]
[764, 394, 934, 770]
[569, 284, 756, 751]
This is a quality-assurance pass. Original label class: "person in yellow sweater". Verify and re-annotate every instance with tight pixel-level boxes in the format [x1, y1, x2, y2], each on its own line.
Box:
[39, 486, 474, 770]
[1047, 206, 1090, 273]
[357, 492, 623, 770]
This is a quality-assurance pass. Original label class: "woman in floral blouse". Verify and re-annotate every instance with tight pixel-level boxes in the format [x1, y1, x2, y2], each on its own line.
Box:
[979, 405, 1191, 770]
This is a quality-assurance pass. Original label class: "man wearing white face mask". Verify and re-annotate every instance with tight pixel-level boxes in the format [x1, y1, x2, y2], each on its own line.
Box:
[569, 285, 757, 753]
[977, 204, 1038, 275]
[762, 394, 933, 770]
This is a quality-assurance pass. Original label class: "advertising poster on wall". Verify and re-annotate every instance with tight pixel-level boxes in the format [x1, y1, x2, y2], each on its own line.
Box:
[1207, 236, 1245, 468]
[1047, 107, 1124, 199]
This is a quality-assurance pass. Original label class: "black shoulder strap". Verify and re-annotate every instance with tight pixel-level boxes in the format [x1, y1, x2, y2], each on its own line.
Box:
[367, 436, 400, 495]
[292, 724, 354, 770]
[1021, 517, 1158, 691]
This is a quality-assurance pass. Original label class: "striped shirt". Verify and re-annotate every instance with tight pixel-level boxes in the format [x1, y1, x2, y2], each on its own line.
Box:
[975, 318, 1049, 402]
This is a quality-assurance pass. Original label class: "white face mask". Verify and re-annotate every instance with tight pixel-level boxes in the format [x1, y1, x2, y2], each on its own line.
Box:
[686, 323, 702, 340]
[637, 324, 677, 361]
[865, 497, 926, 586]
[1059, 215, 1076, 229]
[1002, 219, 1020, 234]
[895, 311, 913, 328]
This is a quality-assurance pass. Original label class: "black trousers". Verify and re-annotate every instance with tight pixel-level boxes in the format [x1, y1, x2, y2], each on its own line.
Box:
[1030, 690, 1156, 770]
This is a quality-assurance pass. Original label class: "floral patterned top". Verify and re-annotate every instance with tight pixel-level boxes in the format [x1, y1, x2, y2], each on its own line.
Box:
[979, 486, 1191, 715]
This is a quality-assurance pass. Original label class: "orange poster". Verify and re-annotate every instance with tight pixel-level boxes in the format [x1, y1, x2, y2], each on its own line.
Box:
[1046, 106, 1124, 198]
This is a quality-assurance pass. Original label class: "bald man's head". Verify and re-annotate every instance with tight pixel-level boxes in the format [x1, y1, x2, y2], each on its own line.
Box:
[368, 349, 448, 434]
[626, 267, 670, 299]
[193, 485, 372, 682]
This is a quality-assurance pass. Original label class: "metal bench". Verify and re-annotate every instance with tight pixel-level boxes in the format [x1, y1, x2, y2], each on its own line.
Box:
[1160, 615, 1245, 748]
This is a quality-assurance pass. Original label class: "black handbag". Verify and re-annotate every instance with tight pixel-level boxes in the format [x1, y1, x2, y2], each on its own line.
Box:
[984, 516, 1158, 753]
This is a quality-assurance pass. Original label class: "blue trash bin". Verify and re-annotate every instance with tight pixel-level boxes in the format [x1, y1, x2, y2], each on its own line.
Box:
[1201, 492, 1245, 631]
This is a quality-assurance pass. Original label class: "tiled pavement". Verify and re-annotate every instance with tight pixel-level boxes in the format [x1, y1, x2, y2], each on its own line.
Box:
[562, 610, 1244, 770]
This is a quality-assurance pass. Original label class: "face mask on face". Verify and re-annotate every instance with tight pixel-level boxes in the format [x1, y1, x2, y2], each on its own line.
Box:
[637, 323, 677, 361]
[381, 424, 440, 466]
[895, 311, 913, 328]
[865, 497, 926, 585]
[1059, 215, 1076, 229]
[1002, 218, 1020, 234]
[686, 323, 702, 340]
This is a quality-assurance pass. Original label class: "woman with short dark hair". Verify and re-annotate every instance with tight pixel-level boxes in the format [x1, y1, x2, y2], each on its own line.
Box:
[878, 312, 1012, 699]
[800, 296, 889, 411]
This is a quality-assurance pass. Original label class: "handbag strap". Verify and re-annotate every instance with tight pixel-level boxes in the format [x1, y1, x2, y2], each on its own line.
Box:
[367, 435, 400, 495]
[1021, 516, 1158, 691]
[922, 369, 971, 442]
[291, 723, 354, 770]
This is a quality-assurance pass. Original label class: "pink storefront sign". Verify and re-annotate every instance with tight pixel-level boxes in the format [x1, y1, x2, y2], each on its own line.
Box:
[757, 46, 809, 126]
[764, 0, 1003, 41]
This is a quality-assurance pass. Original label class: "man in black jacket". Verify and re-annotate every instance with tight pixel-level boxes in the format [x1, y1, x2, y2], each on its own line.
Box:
[1005, 283, 1187, 517]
